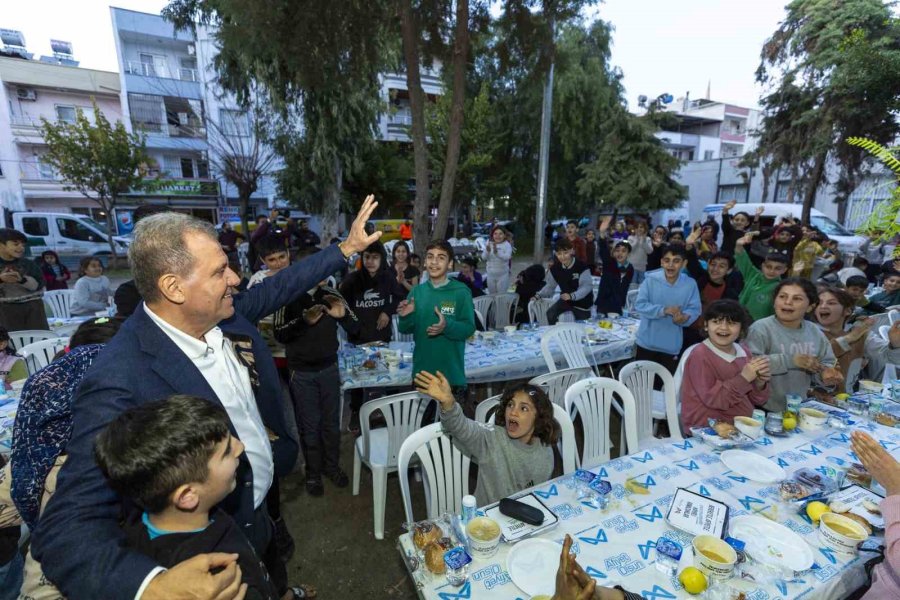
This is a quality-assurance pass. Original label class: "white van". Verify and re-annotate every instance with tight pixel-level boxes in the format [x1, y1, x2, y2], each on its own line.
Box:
[701, 203, 867, 255]
[12, 212, 130, 266]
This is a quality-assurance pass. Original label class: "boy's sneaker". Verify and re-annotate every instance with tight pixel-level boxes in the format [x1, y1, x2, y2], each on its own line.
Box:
[306, 477, 324, 497]
[325, 469, 349, 488]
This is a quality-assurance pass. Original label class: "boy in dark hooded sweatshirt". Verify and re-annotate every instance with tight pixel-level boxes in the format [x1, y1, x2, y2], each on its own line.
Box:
[513, 264, 546, 324]
[595, 215, 634, 315]
[339, 241, 406, 433]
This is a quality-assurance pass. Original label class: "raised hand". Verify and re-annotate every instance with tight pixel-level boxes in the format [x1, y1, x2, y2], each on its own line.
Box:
[723, 199, 737, 213]
[686, 228, 702, 247]
[414, 370, 454, 409]
[846, 318, 873, 343]
[551, 535, 596, 600]
[427, 306, 447, 336]
[736, 232, 757, 247]
[303, 304, 325, 325]
[322, 295, 346, 319]
[755, 206, 765, 217]
[598, 216, 612, 235]
[851, 431, 900, 496]
[340, 195, 382, 256]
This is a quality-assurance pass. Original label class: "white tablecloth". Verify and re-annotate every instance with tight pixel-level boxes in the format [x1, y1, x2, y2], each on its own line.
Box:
[339, 319, 638, 390]
[399, 401, 899, 599]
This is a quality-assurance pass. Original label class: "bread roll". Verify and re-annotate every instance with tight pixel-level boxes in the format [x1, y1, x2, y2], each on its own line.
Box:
[424, 538, 453, 573]
[413, 522, 443, 549]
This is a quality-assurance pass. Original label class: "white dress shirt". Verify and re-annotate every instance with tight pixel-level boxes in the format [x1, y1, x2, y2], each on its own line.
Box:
[144, 305, 274, 508]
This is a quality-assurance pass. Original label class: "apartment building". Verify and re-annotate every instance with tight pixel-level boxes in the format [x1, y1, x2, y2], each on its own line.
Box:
[0, 54, 123, 219]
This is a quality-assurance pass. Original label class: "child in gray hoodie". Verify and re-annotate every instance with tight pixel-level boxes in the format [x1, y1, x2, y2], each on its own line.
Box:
[414, 371, 560, 505]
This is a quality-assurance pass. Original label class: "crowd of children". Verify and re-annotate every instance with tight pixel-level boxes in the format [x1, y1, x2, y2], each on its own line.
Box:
[2, 203, 900, 600]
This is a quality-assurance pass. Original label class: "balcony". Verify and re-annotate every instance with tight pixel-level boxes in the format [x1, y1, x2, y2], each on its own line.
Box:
[10, 114, 42, 128]
[126, 60, 170, 79]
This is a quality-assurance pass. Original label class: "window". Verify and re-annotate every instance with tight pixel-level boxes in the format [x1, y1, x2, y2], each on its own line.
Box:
[56, 218, 98, 242]
[221, 109, 249, 136]
[55, 105, 76, 123]
[196, 159, 209, 179]
[717, 184, 748, 203]
[703, 150, 715, 161]
[139, 53, 168, 78]
[22, 217, 49, 237]
[180, 157, 195, 178]
[129, 93, 164, 132]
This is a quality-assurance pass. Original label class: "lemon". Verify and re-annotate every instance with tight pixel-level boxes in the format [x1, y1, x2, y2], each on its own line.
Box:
[806, 501, 830, 524]
[783, 415, 797, 431]
[679, 567, 708, 595]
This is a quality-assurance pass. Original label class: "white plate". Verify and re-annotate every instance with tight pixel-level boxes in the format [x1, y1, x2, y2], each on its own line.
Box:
[720, 449, 786, 483]
[506, 538, 559, 597]
[730, 515, 814, 572]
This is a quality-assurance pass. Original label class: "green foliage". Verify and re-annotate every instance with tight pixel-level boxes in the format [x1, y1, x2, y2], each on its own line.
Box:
[846, 137, 900, 243]
[847, 137, 900, 177]
[755, 0, 900, 221]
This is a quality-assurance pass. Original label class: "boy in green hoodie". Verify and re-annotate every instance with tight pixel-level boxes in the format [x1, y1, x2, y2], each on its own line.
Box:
[735, 232, 788, 321]
[398, 239, 475, 410]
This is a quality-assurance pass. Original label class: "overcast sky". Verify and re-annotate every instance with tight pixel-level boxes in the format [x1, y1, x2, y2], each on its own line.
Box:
[4, 0, 789, 109]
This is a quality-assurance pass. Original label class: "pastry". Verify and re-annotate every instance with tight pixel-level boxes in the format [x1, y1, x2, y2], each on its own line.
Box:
[780, 481, 811, 501]
[842, 512, 873, 536]
[362, 359, 377, 369]
[876, 412, 899, 427]
[424, 538, 453, 574]
[713, 422, 738, 439]
[413, 521, 443, 549]
[846, 464, 873, 488]
[862, 499, 881, 515]
[829, 500, 851, 514]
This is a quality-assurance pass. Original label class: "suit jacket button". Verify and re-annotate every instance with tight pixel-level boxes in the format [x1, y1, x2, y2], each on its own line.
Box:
[245, 480, 252, 487]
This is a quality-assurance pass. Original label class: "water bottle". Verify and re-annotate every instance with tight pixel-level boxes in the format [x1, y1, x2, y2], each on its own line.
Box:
[461, 495, 477, 525]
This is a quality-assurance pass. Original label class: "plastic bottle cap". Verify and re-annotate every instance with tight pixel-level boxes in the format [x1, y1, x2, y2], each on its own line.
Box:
[462, 495, 477, 508]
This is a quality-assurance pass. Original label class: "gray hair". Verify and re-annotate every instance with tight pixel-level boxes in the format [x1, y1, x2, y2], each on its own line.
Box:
[129, 212, 217, 303]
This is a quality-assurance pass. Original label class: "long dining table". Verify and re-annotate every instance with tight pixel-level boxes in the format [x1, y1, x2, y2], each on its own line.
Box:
[398, 400, 899, 599]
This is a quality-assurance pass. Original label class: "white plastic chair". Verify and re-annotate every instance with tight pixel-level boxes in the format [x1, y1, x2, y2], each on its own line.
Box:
[554, 403, 579, 475]
[9, 330, 60, 353]
[625, 289, 639, 314]
[20, 338, 69, 375]
[529, 367, 593, 410]
[881, 325, 892, 342]
[472, 295, 495, 328]
[391, 314, 414, 343]
[475, 394, 502, 423]
[565, 377, 638, 465]
[352, 392, 434, 540]
[890, 309, 900, 326]
[398, 423, 472, 524]
[528, 298, 552, 327]
[383, 239, 398, 258]
[618, 361, 683, 447]
[43, 290, 74, 319]
[490, 293, 518, 330]
[540, 324, 590, 373]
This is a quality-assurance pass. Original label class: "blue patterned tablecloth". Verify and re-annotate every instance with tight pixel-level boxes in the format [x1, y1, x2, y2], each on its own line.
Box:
[339, 319, 638, 390]
[399, 401, 900, 600]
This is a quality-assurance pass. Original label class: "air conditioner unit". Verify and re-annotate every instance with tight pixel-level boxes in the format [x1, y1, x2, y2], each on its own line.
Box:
[187, 44, 195, 56]
[16, 88, 37, 101]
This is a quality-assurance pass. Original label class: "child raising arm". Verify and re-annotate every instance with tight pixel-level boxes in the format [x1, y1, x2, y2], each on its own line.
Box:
[415, 371, 559, 505]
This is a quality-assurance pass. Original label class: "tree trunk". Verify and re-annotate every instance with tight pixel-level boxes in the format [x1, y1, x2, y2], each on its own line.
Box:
[399, 0, 431, 250]
[321, 157, 343, 245]
[801, 150, 828, 225]
[760, 162, 772, 203]
[103, 197, 120, 270]
[239, 189, 251, 241]
[432, 0, 469, 243]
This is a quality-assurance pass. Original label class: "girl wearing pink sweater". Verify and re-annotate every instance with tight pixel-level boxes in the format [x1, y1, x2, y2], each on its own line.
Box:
[680, 299, 770, 432]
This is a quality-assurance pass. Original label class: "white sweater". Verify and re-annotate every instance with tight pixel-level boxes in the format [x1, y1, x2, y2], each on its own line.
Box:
[482, 240, 512, 273]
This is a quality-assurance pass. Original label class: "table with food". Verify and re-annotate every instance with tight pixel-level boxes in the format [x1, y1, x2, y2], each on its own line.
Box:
[339, 317, 638, 390]
[397, 386, 900, 600]
[0, 385, 21, 457]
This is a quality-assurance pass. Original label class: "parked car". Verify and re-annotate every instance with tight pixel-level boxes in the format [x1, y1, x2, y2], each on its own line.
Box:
[11, 212, 130, 267]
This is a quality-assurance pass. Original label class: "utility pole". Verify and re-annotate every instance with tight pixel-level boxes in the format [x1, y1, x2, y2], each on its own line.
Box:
[533, 22, 555, 263]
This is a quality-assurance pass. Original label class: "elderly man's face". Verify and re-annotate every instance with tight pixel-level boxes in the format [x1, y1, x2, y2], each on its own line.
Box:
[181, 232, 241, 328]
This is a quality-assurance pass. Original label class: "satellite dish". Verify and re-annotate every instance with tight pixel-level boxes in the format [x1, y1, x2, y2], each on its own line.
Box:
[638, 95, 648, 107]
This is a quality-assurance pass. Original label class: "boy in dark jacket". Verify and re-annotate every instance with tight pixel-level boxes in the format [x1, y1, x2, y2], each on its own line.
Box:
[274, 280, 358, 496]
[595, 216, 634, 315]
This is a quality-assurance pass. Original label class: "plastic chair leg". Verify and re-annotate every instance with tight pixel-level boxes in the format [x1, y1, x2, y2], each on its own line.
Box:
[352, 446, 362, 496]
[372, 467, 387, 540]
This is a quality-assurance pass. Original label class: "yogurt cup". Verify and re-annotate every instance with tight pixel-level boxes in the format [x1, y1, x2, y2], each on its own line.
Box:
[692, 535, 737, 580]
[819, 513, 868, 554]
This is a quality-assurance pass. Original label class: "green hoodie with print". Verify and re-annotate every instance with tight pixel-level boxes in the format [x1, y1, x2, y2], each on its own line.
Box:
[399, 278, 475, 386]
[736, 250, 780, 321]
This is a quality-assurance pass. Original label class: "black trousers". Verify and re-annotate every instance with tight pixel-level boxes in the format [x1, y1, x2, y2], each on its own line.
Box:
[245, 501, 288, 594]
[547, 300, 591, 325]
[289, 364, 342, 480]
[635, 345, 680, 375]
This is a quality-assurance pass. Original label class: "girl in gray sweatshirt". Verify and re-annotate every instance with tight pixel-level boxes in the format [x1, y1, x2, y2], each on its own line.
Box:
[746, 278, 841, 412]
[71, 257, 111, 316]
[414, 371, 559, 505]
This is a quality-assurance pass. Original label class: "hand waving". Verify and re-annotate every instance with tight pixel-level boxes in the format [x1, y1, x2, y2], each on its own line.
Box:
[341, 195, 382, 256]
[414, 370, 455, 409]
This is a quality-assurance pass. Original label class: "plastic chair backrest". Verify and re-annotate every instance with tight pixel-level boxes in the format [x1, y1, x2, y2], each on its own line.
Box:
[359, 391, 433, 469]
[472, 295, 495, 328]
[540, 324, 590, 373]
[673, 344, 699, 410]
[618, 360, 682, 445]
[491, 293, 518, 329]
[565, 377, 638, 465]
[398, 423, 471, 523]
[43, 290, 74, 319]
[9, 330, 60, 353]
[21, 338, 69, 375]
[530, 366, 593, 410]
[625, 289, 639, 313]
[529, 298, 551, 327]
[475, 395, 502, 423]
[881, 325, 893, 342]
[392, 314, 414, 343]
[890, 309, 899, 326]
[553, 403, 579, 474]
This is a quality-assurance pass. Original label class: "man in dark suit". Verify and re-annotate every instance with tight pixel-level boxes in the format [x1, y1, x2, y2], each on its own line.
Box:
[32, 196, 382, 600]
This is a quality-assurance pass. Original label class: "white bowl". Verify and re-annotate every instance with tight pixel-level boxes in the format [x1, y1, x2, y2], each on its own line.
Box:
[733, 416, 763, 439]
[481, 331, 497, 341]
[799, 407, 827, 430]
[819, 513, 868, 554]
[504, 325, 517, 335]
[859, 380, 884, 393]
